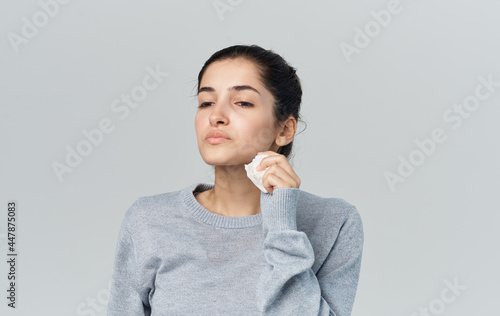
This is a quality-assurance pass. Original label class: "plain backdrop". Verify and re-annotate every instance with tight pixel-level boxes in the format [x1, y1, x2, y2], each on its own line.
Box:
[1, 0, 499, 315]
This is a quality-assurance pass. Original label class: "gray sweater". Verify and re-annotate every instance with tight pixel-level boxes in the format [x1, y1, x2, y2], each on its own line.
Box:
[107, 183, 363, 316]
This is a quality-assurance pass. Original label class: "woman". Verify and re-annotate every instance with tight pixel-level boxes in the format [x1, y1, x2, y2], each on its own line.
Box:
[107, 44, 364, 315]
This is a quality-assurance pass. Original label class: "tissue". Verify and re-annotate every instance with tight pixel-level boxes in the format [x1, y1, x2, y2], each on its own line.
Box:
[244, 154, 270, 193]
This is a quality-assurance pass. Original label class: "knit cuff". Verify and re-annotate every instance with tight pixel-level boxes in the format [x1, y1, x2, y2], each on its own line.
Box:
[260, 188, 300, 232]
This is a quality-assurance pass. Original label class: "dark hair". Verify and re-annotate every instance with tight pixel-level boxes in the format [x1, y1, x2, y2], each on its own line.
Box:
[196, 44, 306, 160]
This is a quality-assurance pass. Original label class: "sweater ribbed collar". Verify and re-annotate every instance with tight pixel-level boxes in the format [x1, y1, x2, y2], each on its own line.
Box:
[180, 182, 263, 229]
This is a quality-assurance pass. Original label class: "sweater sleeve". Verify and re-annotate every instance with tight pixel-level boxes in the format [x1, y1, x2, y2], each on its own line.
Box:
[107, 206, 153, 316]
[257, 188, 364, 316]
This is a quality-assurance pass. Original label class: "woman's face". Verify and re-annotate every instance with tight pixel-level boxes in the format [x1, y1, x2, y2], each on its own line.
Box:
[195, 57, 280, 166]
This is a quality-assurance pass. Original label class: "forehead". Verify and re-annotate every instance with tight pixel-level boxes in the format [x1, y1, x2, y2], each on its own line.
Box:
[200, 58, 262, 87]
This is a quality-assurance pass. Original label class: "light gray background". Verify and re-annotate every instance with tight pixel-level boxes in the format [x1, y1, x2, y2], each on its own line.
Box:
[1, 0, 499, 315]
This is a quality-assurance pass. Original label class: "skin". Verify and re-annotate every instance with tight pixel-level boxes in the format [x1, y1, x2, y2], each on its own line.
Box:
[194, 57, 301, 217]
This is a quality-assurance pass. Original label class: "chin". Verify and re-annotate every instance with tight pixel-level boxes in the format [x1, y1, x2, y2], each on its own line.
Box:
[201, 152, 248, 167]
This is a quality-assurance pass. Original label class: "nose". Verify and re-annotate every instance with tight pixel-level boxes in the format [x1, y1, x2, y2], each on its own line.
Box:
[208, 101, 229, 126]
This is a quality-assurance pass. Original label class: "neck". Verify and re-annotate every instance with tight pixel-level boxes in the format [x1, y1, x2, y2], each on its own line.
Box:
[207, 164, 262, 217]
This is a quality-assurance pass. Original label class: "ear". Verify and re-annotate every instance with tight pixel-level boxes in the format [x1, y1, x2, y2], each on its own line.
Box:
[275, 116, 297, 147]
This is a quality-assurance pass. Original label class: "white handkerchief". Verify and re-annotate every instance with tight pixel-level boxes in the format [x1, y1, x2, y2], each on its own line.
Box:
[244, 154, 270, 193]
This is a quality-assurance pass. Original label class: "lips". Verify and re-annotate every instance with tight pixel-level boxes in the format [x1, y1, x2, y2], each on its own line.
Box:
[205, 130, 231, 140]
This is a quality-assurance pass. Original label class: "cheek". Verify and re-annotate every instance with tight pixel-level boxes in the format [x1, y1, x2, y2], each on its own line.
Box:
[239, 121, 275, 147]
[194, 116, 204, 138]
[246, 114, 273, 133]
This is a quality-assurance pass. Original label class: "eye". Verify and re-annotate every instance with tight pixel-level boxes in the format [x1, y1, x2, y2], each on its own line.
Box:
[198, 102, 214, 108]
[236, 101, 253, 108]
[198, 101, 254, 108]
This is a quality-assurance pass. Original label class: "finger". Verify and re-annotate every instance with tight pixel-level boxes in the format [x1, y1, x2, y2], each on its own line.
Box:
[260, 160, 300, 188]
[257, 151, 277, 155]
[257, 155, 299, 181]
[262, 172, 284, 194]
[255, 153, 282, 171]
[261, 164, 300, 189]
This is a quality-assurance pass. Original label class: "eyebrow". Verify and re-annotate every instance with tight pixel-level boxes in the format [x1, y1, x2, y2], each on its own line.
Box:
[198, 85, 261, 96]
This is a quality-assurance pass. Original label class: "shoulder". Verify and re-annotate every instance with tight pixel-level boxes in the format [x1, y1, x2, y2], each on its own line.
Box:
[297, 189, 361, 222]
[122, 189, 184, 232]
[296, 189, 363, 239]
[293, 189, 363, 271]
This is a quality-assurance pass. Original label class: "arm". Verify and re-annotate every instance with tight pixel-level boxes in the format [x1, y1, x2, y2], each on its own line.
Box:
[256, 188, 364, 316]
[107, 206, 153, 316]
